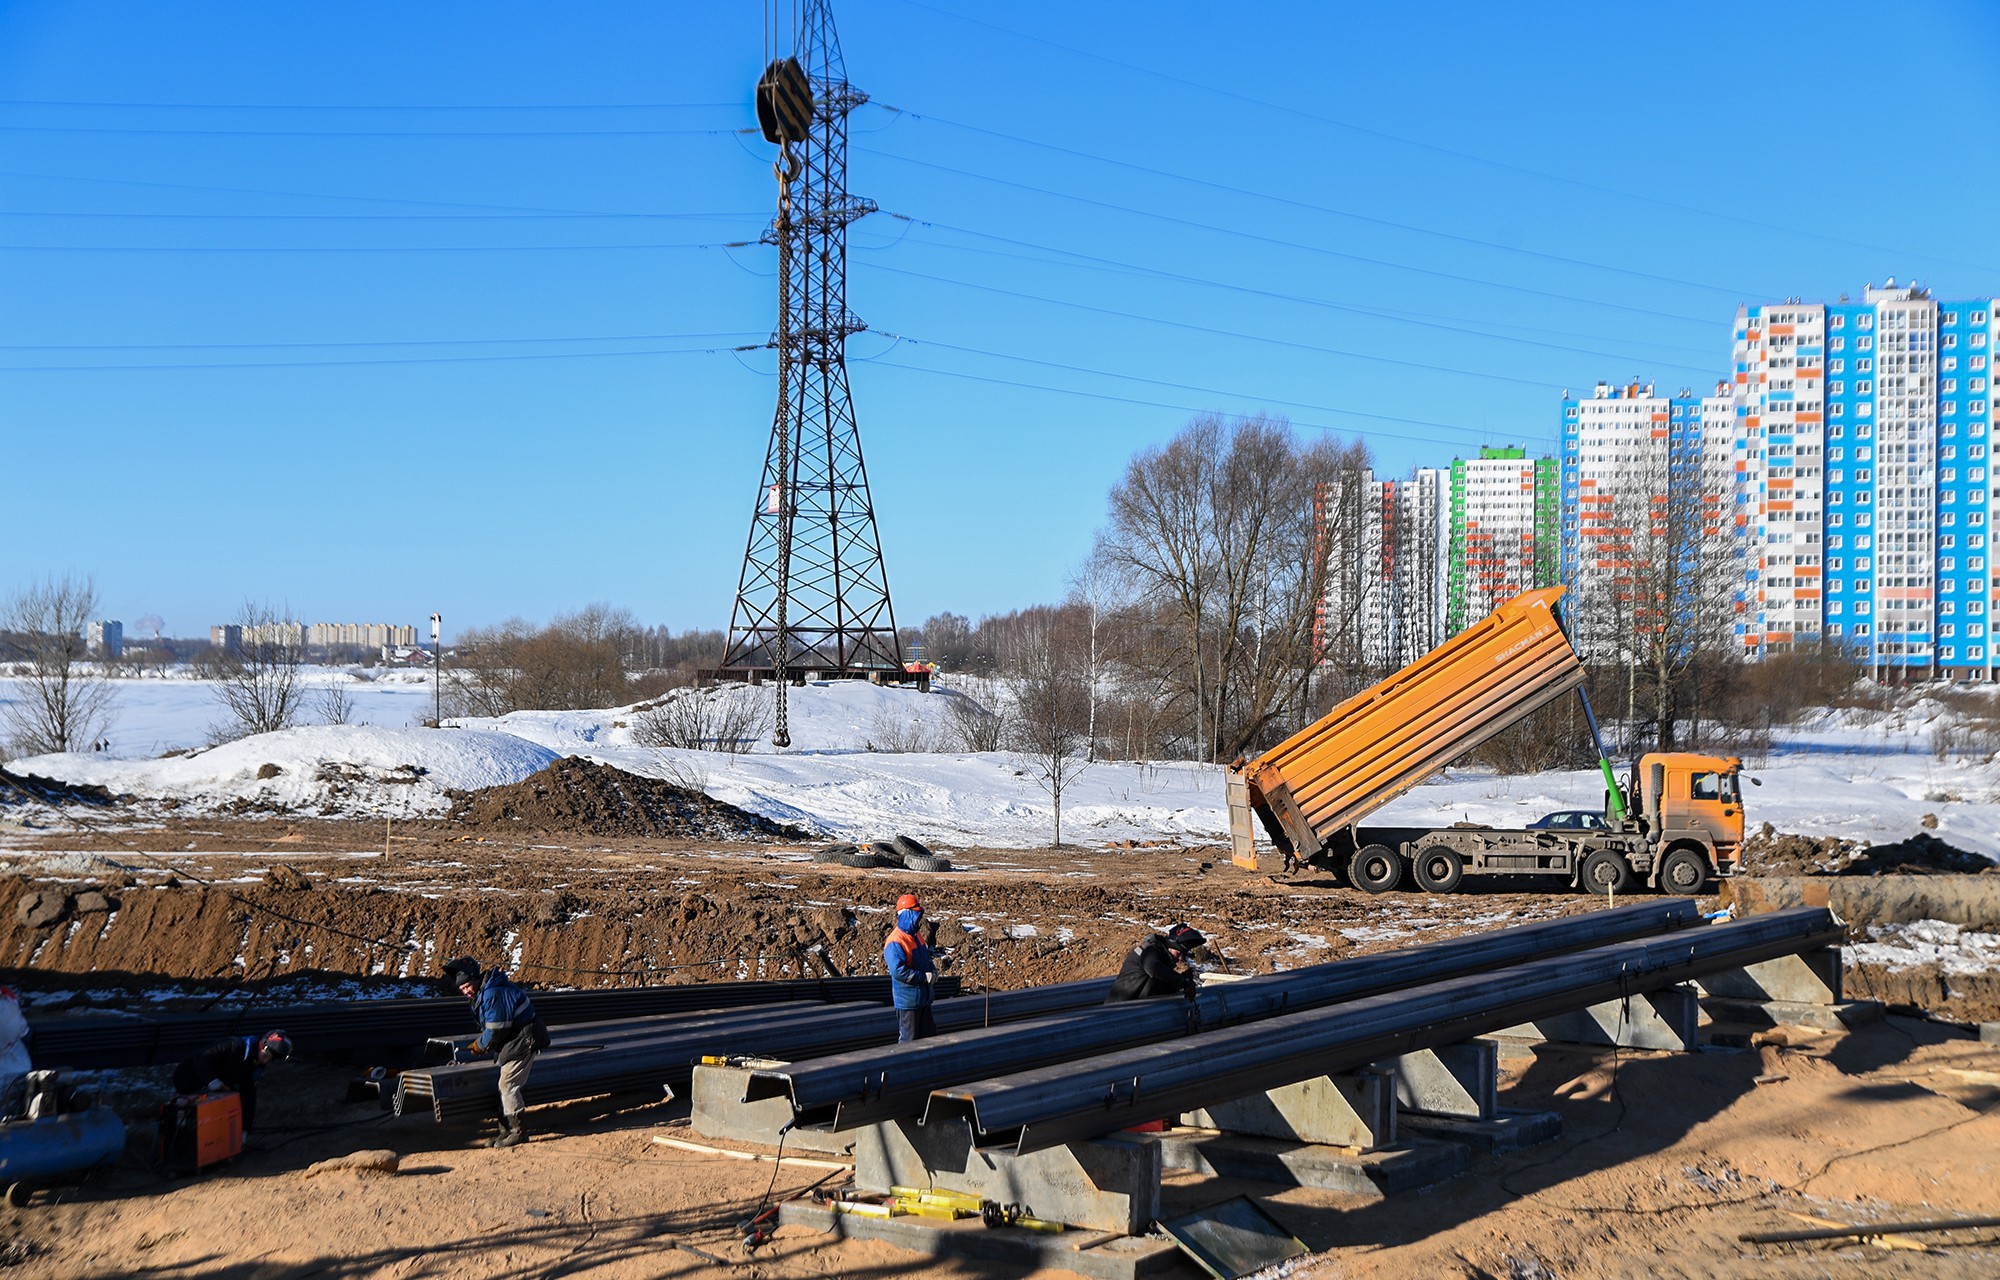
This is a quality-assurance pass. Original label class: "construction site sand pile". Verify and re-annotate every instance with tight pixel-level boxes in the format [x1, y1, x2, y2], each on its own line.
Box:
[445, 755, 808, 842]
[1742, 824, 1996, 876]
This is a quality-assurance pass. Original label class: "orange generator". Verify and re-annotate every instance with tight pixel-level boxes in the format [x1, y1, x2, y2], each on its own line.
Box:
[160, 1092, 244, 1174]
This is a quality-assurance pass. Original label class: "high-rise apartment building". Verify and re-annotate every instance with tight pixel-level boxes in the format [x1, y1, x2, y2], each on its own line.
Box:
[1447, 446, 1559, 633]
[1319, 468, 1447, 671]
[1732, 282, 1996, 676]
[1559, 380, 1739, 658]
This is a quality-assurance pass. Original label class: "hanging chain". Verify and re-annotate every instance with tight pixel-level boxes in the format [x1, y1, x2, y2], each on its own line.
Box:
[770, 145, 800, 749]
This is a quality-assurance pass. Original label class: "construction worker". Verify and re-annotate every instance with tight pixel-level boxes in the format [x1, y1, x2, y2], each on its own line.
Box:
[442, 956, 549, 1149]
[1105, 924, 1206, 1003]
[0, 985, 29, 1120]
[883, 892, 938, 1042]
[171, 1030, 292, 1141]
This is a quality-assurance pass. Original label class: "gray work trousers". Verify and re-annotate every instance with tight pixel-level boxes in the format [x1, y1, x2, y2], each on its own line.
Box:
[498, 1051, 536, 1117]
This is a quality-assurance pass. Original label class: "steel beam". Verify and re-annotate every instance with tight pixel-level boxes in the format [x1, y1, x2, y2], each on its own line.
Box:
[394, 978, 1112, 1122]
[748, 899, 1701, 1129]
[925, 908, 1841, 1153]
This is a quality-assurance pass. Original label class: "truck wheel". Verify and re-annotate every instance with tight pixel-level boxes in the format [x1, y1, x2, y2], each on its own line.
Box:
[1412, 846, 1464, 894]
[1659, 847, 1710, 896]
[1579, 849, 1633, 896]
[1347, 844, 1402, 894]
[5, 1180, 30, 1208]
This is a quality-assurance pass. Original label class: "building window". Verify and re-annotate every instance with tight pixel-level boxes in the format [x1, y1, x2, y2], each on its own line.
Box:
[1945, 334, 1959, 348]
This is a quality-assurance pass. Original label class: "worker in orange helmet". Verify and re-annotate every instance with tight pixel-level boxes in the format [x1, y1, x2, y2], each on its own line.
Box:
[883, 891, 938, 1042]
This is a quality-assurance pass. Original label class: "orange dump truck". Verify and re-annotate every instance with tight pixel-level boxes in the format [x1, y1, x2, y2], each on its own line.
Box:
[1225, 587, 1746, 895]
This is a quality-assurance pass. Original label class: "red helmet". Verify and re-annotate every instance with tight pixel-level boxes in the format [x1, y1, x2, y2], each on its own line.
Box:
[896, 893, 921, 913]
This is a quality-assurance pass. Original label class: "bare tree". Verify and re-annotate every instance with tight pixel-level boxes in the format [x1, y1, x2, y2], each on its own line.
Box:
[316, 680, 356, 726]
[199, 601, 307, 739]
[446, 605, 636, 717]
[942, 684, 1005, 751]
[0, 573, 115, 755]
[1008, 621, 1093, 847]
[1096, 413, 1365, 762]
[1067, 553, 1133, 761]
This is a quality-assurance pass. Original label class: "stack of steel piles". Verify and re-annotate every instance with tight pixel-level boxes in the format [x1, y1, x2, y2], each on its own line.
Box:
[30, 974, 954, 1069]
[925, 906, 1844, 1152]
[396, 976, 1114, 1122]
[746, 899, 1704, 1129]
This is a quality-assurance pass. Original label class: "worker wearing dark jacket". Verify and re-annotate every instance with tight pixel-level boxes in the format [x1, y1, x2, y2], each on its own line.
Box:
[172, 1030, 292, 1138]
[442, 956, 548, 1149]
[883, 892, 938, 1042]
[1105, 924, 1206, 1002]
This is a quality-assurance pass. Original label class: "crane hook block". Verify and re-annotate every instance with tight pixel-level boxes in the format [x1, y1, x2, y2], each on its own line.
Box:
[756, 58, 813, 146]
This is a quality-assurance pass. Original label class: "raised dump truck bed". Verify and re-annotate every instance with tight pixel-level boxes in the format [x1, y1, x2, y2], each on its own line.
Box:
[1227, 587, 1744, 895]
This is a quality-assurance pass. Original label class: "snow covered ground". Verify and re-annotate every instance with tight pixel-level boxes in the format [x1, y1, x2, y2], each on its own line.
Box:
[4, 672, 1999, 859]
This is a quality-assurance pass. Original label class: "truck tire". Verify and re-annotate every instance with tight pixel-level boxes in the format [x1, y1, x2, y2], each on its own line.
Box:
[1411, 845, 1464, 894]
[1347, 844, 1402, 894]
[1659, 846, 1710, 896]
[1579, 849, 1633, 896]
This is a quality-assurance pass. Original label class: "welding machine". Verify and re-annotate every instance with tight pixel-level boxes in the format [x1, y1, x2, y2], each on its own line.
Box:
[159, 1092, 244, 1174]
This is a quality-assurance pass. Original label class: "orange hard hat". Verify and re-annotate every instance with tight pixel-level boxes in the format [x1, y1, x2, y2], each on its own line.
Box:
[896, 893, 921, 913]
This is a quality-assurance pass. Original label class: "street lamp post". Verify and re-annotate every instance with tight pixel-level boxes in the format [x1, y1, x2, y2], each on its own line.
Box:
[430, 612, 442, 728]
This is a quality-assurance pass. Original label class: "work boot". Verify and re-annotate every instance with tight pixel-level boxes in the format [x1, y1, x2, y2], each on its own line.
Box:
[491, 1114, 527, 1148]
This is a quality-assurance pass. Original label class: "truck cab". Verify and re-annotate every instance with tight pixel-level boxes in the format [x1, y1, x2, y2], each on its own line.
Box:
[1627, 753, 1744, 890]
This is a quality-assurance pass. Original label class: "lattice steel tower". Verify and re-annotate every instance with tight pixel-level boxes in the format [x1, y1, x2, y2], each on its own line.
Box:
[723, 0, 904, 743]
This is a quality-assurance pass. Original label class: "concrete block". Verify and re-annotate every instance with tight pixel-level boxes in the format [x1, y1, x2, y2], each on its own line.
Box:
[779, 1201, 1185, 1279]
[1181, 1069, 1394, 1149]
[688, 1064, 854, 1155]
[1696, 947, 1842, 1004]
[1495, 985, 1698, 1051]
[1399, 1107, 1562, 1154]
[1376, 1041, 1497, 1120]
[852, 1117, 1159, 1236]
[1148, 1126, 1465, 1197]
[1701, 996, 1883, 1034]
[1981, 1022, 2000, 1045]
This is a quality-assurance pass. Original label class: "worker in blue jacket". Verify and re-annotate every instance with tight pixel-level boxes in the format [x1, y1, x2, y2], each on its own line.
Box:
[442, 957, 549, 1149]
[883, 892, 938, 1042]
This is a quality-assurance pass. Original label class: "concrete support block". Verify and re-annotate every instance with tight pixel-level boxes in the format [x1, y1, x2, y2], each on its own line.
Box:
[852, 1117, 1159, 1236]
[1148, 1127, 1466, 1197]
[1701, 996, 1883, 1034]
[688, 1064, 854, 1155]
[1696, 947, 1842, 1004]
[1181, 1069, 1394, 1149]
[1399, 1107, 1562, 1154]
[1375, 1041, 1497, 1120]
[1496, 984, 1699, 1051]
[1981, 1022, 2000, 1045]
[779, 1201, 1186, 1279]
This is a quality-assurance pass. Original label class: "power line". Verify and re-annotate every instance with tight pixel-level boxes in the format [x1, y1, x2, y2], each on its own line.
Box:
[0, 123, 748, 139]
[0, 330, 765, 353]
[870, 103, 1765, 301]
[870, 213, 1726, 368]
[0, 98, 743, 111]
[883, 0, 2000, 278]
[0, 341, 763, 373]
[859, 146, 1725, 328]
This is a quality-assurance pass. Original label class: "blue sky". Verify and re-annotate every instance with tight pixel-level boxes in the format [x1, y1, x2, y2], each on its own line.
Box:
[4, 2, 1998, 641]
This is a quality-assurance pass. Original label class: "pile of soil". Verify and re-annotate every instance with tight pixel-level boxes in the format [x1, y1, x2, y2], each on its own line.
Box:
[0, 766, 120, 809]
[445, 756, 807, 842]
[1744, 823, 1996, 876]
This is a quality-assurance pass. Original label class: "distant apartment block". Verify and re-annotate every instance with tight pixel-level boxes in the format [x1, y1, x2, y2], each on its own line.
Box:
[306, 622, 419, 649]
[1447, 446, 1558, 633]
[87, 620, 124, 659]
[1318, 468, 1447, 670]
[210, 624, 242, 654]
[240, 621, 306, 649]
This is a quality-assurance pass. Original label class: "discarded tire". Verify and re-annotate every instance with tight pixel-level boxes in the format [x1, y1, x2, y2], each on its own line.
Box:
[810, 843, 861, 864]
[900, 852, 952, 873]
[890, 834, 934, 861]
[867, 841, 903, 864]
[835, 850, 891, 869]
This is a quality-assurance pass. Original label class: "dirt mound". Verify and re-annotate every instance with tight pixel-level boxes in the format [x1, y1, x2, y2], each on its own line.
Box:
[0, 767, 121, 809]
[445, 756, 806, 842]
[1743, 823, 1995, 876]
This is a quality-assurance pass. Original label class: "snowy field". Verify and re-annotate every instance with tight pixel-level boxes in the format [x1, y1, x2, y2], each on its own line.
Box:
[4, 671, 1998, 862]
